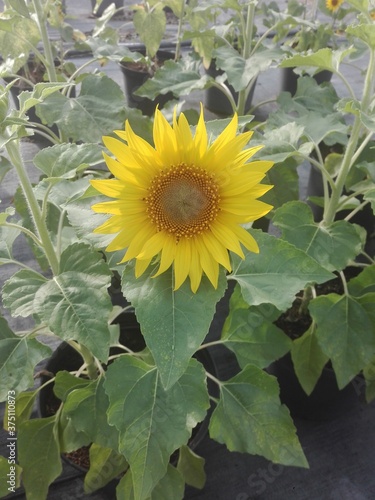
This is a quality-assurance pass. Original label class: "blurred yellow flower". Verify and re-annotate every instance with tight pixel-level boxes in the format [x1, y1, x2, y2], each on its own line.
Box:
[91, 107, 273, 292]
[326, 0, 343, 12]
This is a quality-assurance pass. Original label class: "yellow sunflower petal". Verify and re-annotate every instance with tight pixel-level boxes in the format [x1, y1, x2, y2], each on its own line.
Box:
[91, 179, 127, 198]
[195, 238, 219, 288]
[135, 256, 153, 277]
[153, 108, 178, 165]
[122, 224, 156, 261]
[153, 235, 177, 277]
[201, 232, 232, 271]
[231, 225, 260, 253]
[193, 104, 208, 161]
[188, 243, 203, 293]
[174, 238, 191, 290]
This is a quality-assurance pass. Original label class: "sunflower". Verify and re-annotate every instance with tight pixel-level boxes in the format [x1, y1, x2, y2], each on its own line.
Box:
[91, 106, 273, 292]
[326, 0, 343, 12]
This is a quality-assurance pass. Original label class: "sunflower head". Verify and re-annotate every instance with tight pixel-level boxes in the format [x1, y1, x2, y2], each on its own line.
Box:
[326, 0, 343, 12]
[91, 106, 273, 292]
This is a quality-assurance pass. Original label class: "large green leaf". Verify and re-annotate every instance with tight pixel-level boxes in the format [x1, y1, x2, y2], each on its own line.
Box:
[104, 356, 209, 500]
[0, 335, 52, 401]
[18, 416, 62, 500]
[221, 306, 292, 369]
[209, 364, 308, 467]
[122, 262, 227, 389]
[63, 376, 119, 450]
[290, 323, 329, 395]
[84, 444, 128, 494]
[36, 74, 127, 143]
[230, 229, 334, 310]
[33, 243, 113, 361]
[2, 269, 47, 317]
[273, 201, 364, 271]
[310, 292, 375, 388]
[33, 143, 103, 179]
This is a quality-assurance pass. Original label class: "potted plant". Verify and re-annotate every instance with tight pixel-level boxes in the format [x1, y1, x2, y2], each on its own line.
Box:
[262, 0, 352, 95]
[134, 0, 285, 117]
[116, 0, 177, 115]
[0, 51, 322, 496]
[232, 0, 375, 418]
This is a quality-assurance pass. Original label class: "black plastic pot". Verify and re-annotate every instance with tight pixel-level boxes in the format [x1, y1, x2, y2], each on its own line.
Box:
[204, 61, 257, 116]
[268, 353, 363, 421]
[119, 50, 174, 116]
[280, 67, 333, 96]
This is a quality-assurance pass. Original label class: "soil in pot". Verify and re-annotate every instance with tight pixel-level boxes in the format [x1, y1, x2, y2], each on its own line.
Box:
[269, 268, 365, 421]
[204, 61, 257, 116]
[119, 50, 174, 116]
[280, 67, 333, 96]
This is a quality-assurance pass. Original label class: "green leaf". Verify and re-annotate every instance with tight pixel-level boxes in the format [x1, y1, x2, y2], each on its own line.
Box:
[116, 464, 185, 500]
[0, 16, 40, 75]
[0, 155, 12, 183]
[213, 45, 283, 92]
[0, 225, 20, 266]
[33, 143, 103, 179]
[33, 243, 112, 361]
[122, 262, 226, 389]
[279, 47, 354, 73]
[346, 24, 375, 49]
[273, 201, 363, 271]
[230, 229, 334, 310]
[364, 188, 375, 215]
[11, 390, 37, 428]
[18, 416, 62, 500]
[363, 356, 375, 403]
[310, 293, 375, 388]
[221, 306, 292, 369]
[133, 5, 166, 59]
[104, 356, 209, 500]
[348, 265, 375, 296]
[84, 444, 128, 494]
[177, 445, 206, 490]
[291, 324, 329, 395]
[36, 74, 127, 143]
[0, 456, 22, 497]
[63, 376, 120, 450]
[7, 0, 30, 18]
[18, 82, 71, 114]
[53, 370, 90, 402]
[0, 336, 52, 400]
[209, 364, 308, 467]
[0, 315, 15, 340]
[135, 58, 211, 99]
[2, 269, 47, 317]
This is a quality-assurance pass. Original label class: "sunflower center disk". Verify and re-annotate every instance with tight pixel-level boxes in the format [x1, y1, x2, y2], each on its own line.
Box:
[145, 164, 220, 238]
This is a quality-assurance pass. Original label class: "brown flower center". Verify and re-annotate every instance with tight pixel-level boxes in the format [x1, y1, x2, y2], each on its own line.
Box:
[144, 163, 220, 238]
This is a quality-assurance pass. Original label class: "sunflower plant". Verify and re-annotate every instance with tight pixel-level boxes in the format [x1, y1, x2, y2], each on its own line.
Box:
[240, 0, 375, 402]
[0, 53, 337, 495]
